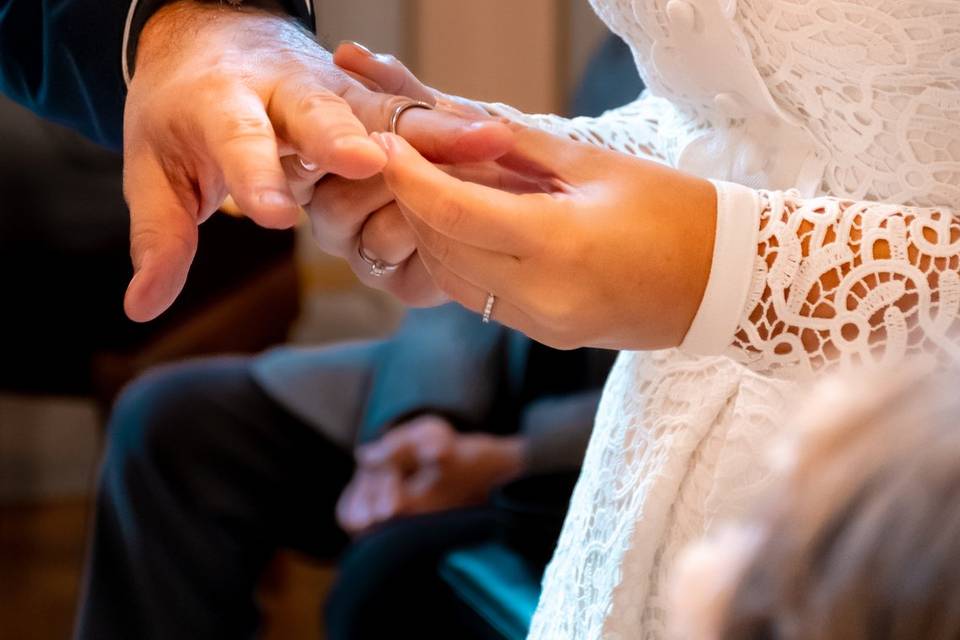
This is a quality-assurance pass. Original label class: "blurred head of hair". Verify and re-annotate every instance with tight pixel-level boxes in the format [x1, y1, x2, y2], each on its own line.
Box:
[671, 363, 960, 640]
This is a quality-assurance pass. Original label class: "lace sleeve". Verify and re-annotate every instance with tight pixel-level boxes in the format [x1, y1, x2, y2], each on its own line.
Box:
[686, 183, 960, 376]
[471, 90, 677, 164]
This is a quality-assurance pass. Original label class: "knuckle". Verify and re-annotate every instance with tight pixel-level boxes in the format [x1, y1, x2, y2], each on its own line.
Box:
[434, 194, 468, 234]
[297, 90, 345, 117]
[222, 114, 273, 145]
[380, 94, 411, 129]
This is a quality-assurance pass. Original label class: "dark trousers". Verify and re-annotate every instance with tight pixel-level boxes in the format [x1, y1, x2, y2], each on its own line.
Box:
[75, 357, 497, 640]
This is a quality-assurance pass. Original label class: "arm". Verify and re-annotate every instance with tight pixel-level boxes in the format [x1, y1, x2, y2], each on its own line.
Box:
[0, 0, 312, 149]
[682, 182, 960, 375]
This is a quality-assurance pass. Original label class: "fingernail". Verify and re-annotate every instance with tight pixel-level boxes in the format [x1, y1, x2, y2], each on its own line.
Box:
[298, 156, 319, 172]
[380, 133, 398, 155]
[339, 40, 374, 57]
[371, 132, 392, 155]
[259, 190, 296, 209]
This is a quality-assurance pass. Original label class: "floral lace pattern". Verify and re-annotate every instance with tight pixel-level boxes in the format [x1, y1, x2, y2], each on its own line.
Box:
[731, 190, 960, 376]
[483, 1, 960, 638]
[482, 93, 695, 165]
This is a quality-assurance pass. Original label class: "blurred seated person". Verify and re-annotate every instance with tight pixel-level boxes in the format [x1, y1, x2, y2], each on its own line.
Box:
[671, 366, 960, 640]
[76, 303, 616, 639]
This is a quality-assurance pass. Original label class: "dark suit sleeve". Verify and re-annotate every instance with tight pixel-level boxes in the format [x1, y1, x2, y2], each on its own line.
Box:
[0, 0, 313, 150]
[357, 304, 512, 445]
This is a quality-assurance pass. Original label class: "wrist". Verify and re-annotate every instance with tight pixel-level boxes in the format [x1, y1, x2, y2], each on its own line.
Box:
[130, 0, 307, 82]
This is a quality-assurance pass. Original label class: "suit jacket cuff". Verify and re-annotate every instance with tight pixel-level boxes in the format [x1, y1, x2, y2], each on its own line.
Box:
[123, 0, 316, 85]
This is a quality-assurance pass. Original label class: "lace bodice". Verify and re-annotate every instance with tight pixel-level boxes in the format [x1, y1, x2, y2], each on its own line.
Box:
[486, 1, 960, 639]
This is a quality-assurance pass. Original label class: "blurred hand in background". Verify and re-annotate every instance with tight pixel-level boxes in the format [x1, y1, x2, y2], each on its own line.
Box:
[336, 414, 525, 535]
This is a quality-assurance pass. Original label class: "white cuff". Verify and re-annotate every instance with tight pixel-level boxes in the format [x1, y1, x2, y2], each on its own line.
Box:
[679, 179, 761, 356]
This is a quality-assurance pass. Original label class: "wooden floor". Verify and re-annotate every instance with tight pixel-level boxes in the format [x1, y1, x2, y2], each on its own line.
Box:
[0, 500, 88, 640]
[0, 500, 334, 640]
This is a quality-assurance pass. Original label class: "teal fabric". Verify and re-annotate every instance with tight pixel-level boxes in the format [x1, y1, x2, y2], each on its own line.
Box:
[440, 543, 542, 640]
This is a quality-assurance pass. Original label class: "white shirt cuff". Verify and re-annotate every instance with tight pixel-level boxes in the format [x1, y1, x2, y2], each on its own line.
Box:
[679, 179, 761, 356]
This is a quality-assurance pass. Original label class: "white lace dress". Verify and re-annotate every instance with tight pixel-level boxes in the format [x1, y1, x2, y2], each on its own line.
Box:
[480, 1, 960, 638]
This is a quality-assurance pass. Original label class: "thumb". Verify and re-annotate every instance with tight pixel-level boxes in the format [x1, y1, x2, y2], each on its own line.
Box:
[394, 106, 516, 164]
[123, 150, 198, 322]
[496, 126, 599, 185]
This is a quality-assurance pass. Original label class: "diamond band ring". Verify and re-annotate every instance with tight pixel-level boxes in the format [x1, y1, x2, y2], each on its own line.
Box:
[482, 293, 496, 324]
[358, 244, 401, 278]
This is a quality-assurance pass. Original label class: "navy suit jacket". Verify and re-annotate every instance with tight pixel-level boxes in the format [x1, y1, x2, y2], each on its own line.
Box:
[0, 0, 312, 149]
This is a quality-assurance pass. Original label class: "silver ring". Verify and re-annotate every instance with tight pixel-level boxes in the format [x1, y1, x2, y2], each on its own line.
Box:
[389, 100, 435, 135]
[358, 244, 401, 278]
[482, 293, 496, 324]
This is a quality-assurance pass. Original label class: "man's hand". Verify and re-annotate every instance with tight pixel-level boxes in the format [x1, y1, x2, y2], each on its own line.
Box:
[122, 2, 513, 321]
[335, 415, 526, 535]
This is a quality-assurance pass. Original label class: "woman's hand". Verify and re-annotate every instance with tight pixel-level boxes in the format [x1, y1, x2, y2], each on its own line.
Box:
[376, 128, 720, 351]
[305, 42, 507, 306]
[336, 414, 525, 535]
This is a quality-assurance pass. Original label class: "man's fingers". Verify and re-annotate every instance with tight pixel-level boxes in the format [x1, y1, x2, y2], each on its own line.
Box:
[201, 89, 301, 228]
[123, 150, 199, 322]
[269, 79, 386, 180]
[337, 82, 514, 164]
[308, 174, 394, 256]
[378, 133, 551, 254]
[334, 42, 436, 103]
[280, 154, 325, 206]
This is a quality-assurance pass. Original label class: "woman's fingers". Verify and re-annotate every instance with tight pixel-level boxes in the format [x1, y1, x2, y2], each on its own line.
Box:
[378, 133, 552, 255]
[416, 249, 531, 330]
[443, 162, 546, 194]
[497, 125, 598, 185]
[397, 200, 523, 300]
[359, 201, 417, 266]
